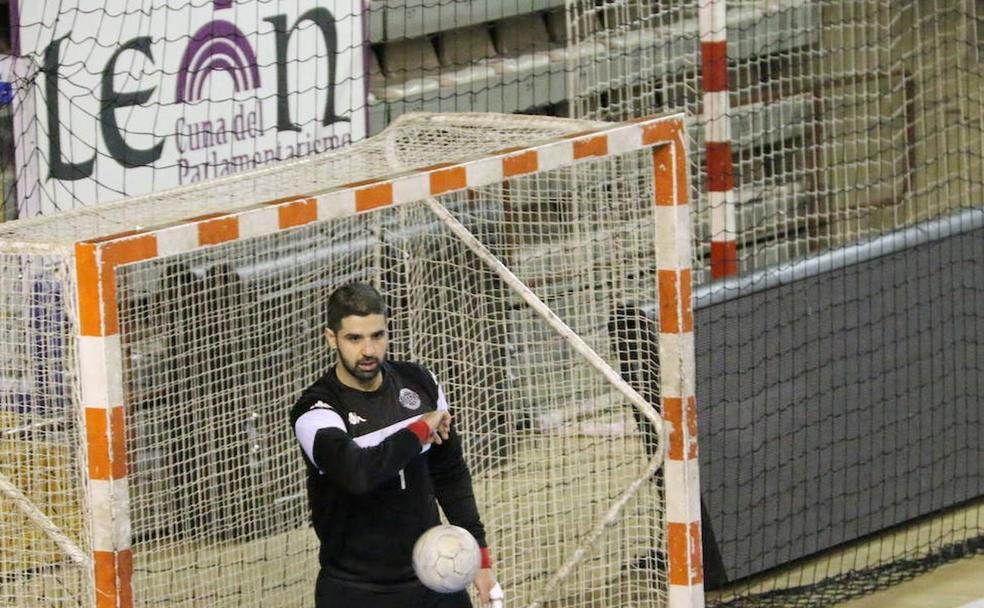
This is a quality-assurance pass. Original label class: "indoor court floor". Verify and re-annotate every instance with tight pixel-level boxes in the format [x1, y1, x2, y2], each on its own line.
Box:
[834, 554, 984, 608]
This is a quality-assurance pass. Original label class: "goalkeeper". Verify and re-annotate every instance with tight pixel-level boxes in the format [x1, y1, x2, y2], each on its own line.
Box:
[290, 282, 501, 608]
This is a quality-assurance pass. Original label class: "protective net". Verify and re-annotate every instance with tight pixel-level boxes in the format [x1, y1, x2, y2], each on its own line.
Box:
[564, 0, 983, 279]
[0, 250, 91, 607]
[2, 0, 981, 274]
[695, 208, 984, 608]
[2, 1, 982, 605]
[0, 113, 684, 607]
[567, 2, 984, 605]
[4, 0, 982, 282]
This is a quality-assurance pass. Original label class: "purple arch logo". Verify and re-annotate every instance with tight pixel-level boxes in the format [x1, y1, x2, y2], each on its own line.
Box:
[176, 20, 261, 104]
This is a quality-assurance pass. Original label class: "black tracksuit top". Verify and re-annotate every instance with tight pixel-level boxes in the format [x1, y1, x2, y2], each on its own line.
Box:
[289, 360, 487, 590]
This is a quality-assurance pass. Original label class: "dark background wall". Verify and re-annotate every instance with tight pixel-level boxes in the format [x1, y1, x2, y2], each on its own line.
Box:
[693, 214, 984, 584]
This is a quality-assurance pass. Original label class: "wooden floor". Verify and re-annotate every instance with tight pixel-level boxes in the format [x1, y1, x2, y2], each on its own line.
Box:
[834, 554, 984, 608]
[708, 499, 983, 608]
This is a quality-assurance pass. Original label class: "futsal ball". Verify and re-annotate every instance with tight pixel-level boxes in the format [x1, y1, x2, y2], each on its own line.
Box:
[412, 524, 482, 593]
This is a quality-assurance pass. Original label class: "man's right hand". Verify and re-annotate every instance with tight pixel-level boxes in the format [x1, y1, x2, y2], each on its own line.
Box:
[419, 410, 452, 445]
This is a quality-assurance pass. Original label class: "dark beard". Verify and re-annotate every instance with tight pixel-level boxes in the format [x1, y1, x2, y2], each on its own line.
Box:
[342, 356, 382, 383]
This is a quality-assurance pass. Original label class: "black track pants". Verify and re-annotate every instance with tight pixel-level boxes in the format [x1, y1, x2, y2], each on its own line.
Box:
[315, 572, 472, 608]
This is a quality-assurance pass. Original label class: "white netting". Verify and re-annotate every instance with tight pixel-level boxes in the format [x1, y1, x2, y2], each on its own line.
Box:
[5, 0, 980, 288]
[113, 154, 667, 607]
[0, 113, 683, 607]
[0, 252, 91, 607]
[566, 0, 984, 281]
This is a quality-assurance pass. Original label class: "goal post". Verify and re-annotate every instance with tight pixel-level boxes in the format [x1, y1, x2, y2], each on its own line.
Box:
[0, 112, 701, 608]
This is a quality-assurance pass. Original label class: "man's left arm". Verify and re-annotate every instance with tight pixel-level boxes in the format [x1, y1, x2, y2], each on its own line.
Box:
[428, 383, 498, 605]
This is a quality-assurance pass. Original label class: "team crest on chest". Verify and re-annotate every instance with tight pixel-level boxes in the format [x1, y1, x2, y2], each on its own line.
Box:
[399, 388, 421, 410]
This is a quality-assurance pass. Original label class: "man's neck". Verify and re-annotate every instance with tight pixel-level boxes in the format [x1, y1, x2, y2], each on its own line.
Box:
[335, 364, 384, 392]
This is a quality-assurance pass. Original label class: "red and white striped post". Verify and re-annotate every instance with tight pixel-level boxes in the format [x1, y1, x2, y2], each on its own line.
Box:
[76, 237, 158, 608]
[644, 121, 704, 608]
[700, 0, 738, 278]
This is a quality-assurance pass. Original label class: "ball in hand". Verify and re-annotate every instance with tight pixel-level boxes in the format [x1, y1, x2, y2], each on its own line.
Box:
[412, 524, 482, 593]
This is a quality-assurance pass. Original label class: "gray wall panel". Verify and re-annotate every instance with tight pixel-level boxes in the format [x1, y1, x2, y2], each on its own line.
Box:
[695, 222, 984, 583]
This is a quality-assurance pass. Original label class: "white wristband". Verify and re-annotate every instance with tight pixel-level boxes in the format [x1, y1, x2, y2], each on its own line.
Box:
[489, 582, 504, 608]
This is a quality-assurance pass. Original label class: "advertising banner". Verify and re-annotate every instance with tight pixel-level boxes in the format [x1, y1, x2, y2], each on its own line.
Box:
[12, 0, 367, 215]
[0, 53, 38, 219]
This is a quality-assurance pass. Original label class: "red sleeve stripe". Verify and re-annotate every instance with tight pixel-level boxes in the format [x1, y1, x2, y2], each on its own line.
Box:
[480, 547, 492, 569]
[407, 420, 431, 444]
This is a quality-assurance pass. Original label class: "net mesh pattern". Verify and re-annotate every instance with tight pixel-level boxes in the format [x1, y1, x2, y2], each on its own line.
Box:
[563, 2, 984, 604]
[2, 2, 981, 604]
[0, 252, 91, 607]
[565, 0, 984, 282]
[0, 113, 679, 606]
[112, 152, 669, 607]
[696, 217, 984, 607]
[5, 1, 981, 283]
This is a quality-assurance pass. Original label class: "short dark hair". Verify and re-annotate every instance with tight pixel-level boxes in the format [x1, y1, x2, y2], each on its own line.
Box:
[325, 282, 388, 331]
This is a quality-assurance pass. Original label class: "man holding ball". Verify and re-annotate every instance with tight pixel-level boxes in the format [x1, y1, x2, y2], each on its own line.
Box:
[290, 282, 501, 607]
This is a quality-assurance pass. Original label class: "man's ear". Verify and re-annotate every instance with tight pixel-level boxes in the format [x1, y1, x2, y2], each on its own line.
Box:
[325, 328, 336, 350]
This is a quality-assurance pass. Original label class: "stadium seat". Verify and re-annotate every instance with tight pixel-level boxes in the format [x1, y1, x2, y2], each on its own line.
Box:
[544, 8, 608, 63]
[436, 25, 501, 88]
[379, 37, 442, 101]
[493, 14, 557, 76]
[367, 48, 385, 103]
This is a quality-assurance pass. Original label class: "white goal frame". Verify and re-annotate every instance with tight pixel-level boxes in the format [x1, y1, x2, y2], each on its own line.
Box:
[69, 113, 701, 608]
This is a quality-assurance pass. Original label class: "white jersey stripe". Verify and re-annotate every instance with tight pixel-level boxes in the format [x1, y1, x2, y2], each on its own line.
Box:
[296, 379, 451, 470]
[295, 408, 346, 469]
[352, 413, 428, 451]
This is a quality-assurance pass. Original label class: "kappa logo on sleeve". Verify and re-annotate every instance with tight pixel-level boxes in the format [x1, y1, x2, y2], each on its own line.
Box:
[310, 400, 334, 411]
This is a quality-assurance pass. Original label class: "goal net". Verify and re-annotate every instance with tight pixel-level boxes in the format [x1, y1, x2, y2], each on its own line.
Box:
[0, 112, 699, 608]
